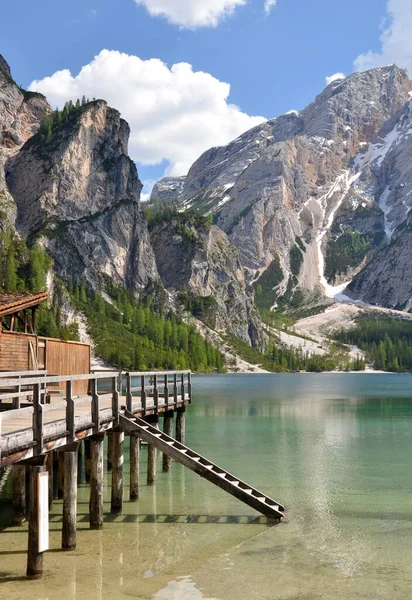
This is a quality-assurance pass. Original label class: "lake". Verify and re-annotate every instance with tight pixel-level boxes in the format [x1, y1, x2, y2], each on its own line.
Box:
[1, 373, 412, 599]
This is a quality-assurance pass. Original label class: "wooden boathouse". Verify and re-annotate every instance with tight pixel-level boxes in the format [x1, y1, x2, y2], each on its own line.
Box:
[0, 292, 91, 393]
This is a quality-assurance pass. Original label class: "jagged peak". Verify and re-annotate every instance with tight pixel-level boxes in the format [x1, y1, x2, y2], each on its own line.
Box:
[0, 54, 12, 79]
[150, 176, 186, 204]
[318, 64, 411, 102]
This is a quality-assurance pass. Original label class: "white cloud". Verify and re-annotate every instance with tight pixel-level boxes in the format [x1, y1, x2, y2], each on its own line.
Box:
[29, 50, 265, 176]
[325, 72, 345, 86]
[264, 0, 277, 16]
[134, 0, 246, 29]
[354, 0, 412, 74]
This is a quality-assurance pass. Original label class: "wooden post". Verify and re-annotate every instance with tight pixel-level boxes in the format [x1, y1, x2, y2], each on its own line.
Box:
[26, 465, 45, 579]
[66, 380, 75, 443]
[33, 383, 43, 454]
[176, 408, 186, 445]
[141, 375, 147, 415]
[188, 372, 192, 403]
[62, 449, 78, 550]
[164, 374, 169, 408]
[126, 373, 132, 412]
[173, 374, 178, 409]
[89, 434, 104, 530]
[130, 433, 140, 500]
[111, 429, 124, 513]
[181, 373, 185, 403]
[153, 374, 158, 411]
[12, 464, 26, 525]
[45, 452, 54, 508]
[57, 451, 64, 499]
[147, 418, 158, 485]
[84, 439, 91, 484]
[162, 411, 174, 472]
[112, 375, 120, 427]
[90, 378, 100, 434]
[107, 433, 113, 471]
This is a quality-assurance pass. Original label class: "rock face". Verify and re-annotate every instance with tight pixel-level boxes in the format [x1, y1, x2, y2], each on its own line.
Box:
[0, 54, 262, 350]
[0, 55, 49, 229]
[149, 215, 262, 346]
[345, 100, 412, 307]
[6, 100, 158, 290]
[159, 66, 412, 310]
[150, 176, 186, 206]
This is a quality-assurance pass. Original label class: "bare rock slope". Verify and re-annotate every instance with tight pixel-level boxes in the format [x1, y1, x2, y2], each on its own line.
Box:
[154, 66, 412, 310]
[0, 54, 48, 229]
[149, 215, 262, 347]
[6, 100, 158, 291]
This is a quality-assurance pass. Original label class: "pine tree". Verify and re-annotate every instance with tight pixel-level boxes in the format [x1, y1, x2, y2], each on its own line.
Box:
[4, 244, 17, 291]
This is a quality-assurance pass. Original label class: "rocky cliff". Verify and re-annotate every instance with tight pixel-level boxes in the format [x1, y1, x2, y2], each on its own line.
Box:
[0, 54, 262, 351]
[153, 66, 412, 311]
[6, 100, 158, 291]
[149, 213, 262, 346]
[150, 176, 186, 206]
[0, 54, 48, 230]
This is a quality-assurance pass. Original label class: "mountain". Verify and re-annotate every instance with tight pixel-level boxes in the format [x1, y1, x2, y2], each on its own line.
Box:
[148, 212, 261, 345]
[4, 49, 412, 372]
[5, 98, 158, 292]
[0, 55, 49, 230]
[151, 176, 186, 206]
[152, 66, 412, 312]
[0, 54, 259, 360]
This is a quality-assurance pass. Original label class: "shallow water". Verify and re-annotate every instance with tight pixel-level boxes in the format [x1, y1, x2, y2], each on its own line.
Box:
[1, 373, 412, 599]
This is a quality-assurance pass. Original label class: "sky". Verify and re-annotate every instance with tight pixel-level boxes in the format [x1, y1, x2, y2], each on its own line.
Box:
[2, 0, 412, 199]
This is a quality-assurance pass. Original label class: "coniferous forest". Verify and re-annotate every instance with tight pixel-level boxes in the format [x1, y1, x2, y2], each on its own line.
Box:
[0, 226, 225, 372]
[4, 224, 408, 374]
[70, 282, 226, 372]
[335, 317, 412, 372]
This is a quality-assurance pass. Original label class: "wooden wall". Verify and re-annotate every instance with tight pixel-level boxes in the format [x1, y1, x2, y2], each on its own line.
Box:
[41, 338, 91, 395]
[0, 333, 91, 395]
[0, 332, 38, 371]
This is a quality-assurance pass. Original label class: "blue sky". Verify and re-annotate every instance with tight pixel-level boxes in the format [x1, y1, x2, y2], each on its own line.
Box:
[2, 0, 410, 197]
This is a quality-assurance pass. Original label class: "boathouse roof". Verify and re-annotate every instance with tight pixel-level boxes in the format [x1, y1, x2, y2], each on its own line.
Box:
[0, 292, 48, 317]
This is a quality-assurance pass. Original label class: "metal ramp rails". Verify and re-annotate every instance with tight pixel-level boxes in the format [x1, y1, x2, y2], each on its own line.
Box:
[120, 412, 285, 521]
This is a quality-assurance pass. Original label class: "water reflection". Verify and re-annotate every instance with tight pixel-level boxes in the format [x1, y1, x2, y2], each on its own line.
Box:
[154, 576, 219, 600]
[2, 374, 412, 599]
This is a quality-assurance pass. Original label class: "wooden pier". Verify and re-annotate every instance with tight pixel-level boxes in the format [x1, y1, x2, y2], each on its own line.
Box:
[0, 369, 284, 579]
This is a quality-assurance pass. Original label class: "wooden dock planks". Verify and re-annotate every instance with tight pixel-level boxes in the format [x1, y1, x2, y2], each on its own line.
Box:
[0, 370, 192, 466]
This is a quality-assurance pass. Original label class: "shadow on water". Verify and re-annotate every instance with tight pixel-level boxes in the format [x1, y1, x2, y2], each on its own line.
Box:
[79, 512, 277, 526]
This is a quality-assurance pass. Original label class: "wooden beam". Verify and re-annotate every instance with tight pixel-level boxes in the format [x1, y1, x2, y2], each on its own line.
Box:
[45, 452, 53, 508]
[12, 464, 26, 525]
[111, 429, 124, 513]
[162, 411, 174, 472]
[84, 439, 91, 484]
[147, 416, 158, 485]
[26, 465, 46, 579]
[62, 449, 78, 550]
[89, 434, 104, 530]
[129, 433, 140, 501]
[57, 452, 64, 499]
[176, 407, 186, 445]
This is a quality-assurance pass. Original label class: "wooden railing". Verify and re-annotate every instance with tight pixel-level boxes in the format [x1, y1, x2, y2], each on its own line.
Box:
[0, 370, 192, 464]
[126, 370, 192, 415]
[0, 370, 48, 409]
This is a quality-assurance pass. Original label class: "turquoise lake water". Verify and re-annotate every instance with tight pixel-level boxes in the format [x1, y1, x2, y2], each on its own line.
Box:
[1, 373, 412, 599]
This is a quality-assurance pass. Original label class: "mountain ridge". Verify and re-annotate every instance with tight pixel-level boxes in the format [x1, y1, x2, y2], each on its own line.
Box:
[151, 65, 412, 311]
